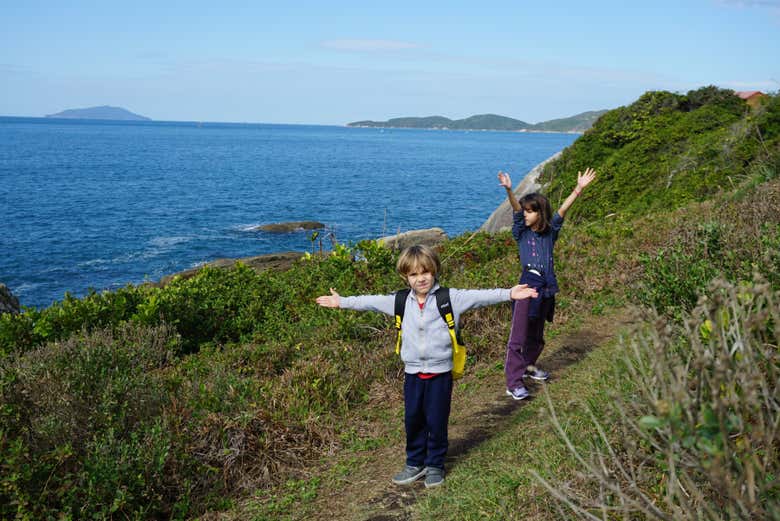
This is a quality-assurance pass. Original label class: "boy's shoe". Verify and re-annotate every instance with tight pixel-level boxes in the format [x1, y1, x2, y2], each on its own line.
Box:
[424, 467, 445, 488]
[523, 366, 550, 381]
[506, 386, 530, 400]
[392, 465, 426, 485]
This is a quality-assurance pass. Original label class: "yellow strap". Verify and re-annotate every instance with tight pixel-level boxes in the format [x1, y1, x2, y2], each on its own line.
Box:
[448, 329, 460, 354]
[443, 312, 455, 328]
[395, 315, 402, 355]
[444, 312, 460, 353]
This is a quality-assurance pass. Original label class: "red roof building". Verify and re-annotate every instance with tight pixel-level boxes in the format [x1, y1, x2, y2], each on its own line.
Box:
[735, 90, 767, 109]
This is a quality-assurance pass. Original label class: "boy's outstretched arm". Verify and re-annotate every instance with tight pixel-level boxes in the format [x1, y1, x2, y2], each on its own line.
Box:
[557, 167, 596, 218]
[510, 284, 538, 300]
[498, 171, 522, 212]
[315, 288, 341, 308]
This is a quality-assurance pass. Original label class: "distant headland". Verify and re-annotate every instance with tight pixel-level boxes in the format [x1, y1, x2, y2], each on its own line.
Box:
[347, 110, 608, 133]
[45, 106, 151, 121]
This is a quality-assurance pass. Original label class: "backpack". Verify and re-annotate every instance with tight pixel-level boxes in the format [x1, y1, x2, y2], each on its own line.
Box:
[393, 287, 467, 379]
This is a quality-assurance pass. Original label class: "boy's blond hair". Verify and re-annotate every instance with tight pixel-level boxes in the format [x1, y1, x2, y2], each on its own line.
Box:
[396, 245, 441, 278]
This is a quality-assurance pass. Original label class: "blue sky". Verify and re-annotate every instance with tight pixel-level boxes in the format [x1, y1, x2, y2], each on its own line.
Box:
[1, 1, 778, 125]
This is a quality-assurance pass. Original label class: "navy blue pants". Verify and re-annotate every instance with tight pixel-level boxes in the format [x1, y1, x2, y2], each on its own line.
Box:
[404, 371, 453, 469]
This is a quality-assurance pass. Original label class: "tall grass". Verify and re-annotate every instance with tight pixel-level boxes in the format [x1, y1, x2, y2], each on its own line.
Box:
[534, 277, 780, 520]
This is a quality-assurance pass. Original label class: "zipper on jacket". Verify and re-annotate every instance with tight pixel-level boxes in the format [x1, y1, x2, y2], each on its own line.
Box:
[419, 296, 427, 371]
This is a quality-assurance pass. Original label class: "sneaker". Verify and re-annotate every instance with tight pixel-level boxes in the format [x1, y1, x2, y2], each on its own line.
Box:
[424, 467, 445, 488]
[392, 465, 426, 485]
[505, 386, 530, 400]
[523, 366, 550, 381]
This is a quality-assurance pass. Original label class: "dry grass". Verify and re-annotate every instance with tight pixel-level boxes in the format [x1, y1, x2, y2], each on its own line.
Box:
[534, 277, 780, 520]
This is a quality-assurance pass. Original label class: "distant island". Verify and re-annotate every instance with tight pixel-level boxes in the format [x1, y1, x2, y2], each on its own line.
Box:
[45, 106, 151, 121]
[347, 110, 608, 133]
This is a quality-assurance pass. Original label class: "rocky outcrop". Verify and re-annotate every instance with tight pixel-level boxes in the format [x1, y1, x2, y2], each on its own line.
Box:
[157, 251, 302, 286]
[479, 151, 561, 233]
[0, 284, 21, 315]
[254, 221, 325, 233]
[157, 227, 450, 287]
[379, 228, 448, 250]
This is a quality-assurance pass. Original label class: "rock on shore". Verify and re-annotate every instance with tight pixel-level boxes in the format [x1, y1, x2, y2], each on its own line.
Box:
[156, 252, 302, 286]
[253, 221, 325, 233]
[379, 228, 448, 250]
[0, 283, 21, 315]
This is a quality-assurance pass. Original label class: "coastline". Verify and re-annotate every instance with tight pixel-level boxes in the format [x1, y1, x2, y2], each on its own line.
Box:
[345, 125, 583, 135]
[3, 119, 576, 309]
[3, 150, 565, 310]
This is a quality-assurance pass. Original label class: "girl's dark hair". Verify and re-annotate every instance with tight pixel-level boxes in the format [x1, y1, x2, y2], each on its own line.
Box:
[520, 192, 553, 233]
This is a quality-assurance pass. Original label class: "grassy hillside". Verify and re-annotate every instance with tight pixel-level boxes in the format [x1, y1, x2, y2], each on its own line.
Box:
[347, 113, 531, 130]
[529, 109, 608, 132]
[540, 86, 780, 221]
[1, 87, 778, 520]
[347, 111, 610, 132]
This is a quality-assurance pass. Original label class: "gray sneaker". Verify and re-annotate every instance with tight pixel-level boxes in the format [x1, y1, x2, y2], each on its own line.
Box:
[424, 467, 445, 488]
[392, 465, 426, 485]
[506, 386, 530, 400]
[523, 366, 550, 381]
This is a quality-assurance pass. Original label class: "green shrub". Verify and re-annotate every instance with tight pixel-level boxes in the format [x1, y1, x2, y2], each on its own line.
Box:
[0, 243, 401, 357]
[0, 284, 148, 355]
[133, 264, 291, 351]
[0, 323, 178, 519]
[637, 222, 724, 317]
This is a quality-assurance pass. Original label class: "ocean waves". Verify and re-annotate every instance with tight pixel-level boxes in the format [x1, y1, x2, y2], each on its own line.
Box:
[1, 118, 577, 308]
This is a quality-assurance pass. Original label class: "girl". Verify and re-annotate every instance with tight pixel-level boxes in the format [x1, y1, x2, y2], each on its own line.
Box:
[498, 167, 596, 400]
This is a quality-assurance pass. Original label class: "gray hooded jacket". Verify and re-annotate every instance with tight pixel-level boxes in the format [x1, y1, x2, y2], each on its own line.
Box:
[339, 283, 511, 374]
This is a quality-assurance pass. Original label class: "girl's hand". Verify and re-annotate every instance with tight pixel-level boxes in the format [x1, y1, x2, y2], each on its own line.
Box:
[577, 167, 596, 190]
[498, 171, 512, 189]
[510, 284, 538, 301]
[315, 288, 341, 308]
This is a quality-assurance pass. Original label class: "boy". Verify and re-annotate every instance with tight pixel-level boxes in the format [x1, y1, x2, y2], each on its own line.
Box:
[315, 244, 537, 487]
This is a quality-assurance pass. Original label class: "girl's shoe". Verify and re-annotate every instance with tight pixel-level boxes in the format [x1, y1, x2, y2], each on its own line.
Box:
[523, 366, 550, 381]
[506, 386, 530, 400]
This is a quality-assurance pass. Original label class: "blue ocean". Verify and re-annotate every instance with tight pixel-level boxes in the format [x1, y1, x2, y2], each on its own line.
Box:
[0, 117, 577, 309]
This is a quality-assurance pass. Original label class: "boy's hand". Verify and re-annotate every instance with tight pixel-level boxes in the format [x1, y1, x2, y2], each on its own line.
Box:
[577, 167, 596, 190]
[315, 288, 341, 308]
[509, 284, 538, 300]
[498, 171, 512, 189]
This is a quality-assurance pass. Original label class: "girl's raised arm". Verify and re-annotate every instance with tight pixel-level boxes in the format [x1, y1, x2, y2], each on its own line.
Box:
[557, 167, 596, 218]
[498, 171, 522, 212]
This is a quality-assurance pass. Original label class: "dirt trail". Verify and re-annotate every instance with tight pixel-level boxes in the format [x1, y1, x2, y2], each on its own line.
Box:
[306, 311, 628, 521]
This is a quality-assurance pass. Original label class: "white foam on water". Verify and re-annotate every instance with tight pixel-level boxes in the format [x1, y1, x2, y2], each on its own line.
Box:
[235, 223, 262, 232]
[188, 260, 210, 269]
[148, 236, 192, 248]
[77, 258, 111, 268]
[11, 282, 38, 295]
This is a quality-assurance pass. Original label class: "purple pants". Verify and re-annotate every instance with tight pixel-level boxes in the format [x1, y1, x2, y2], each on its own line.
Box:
[505, 297, 554, 390]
